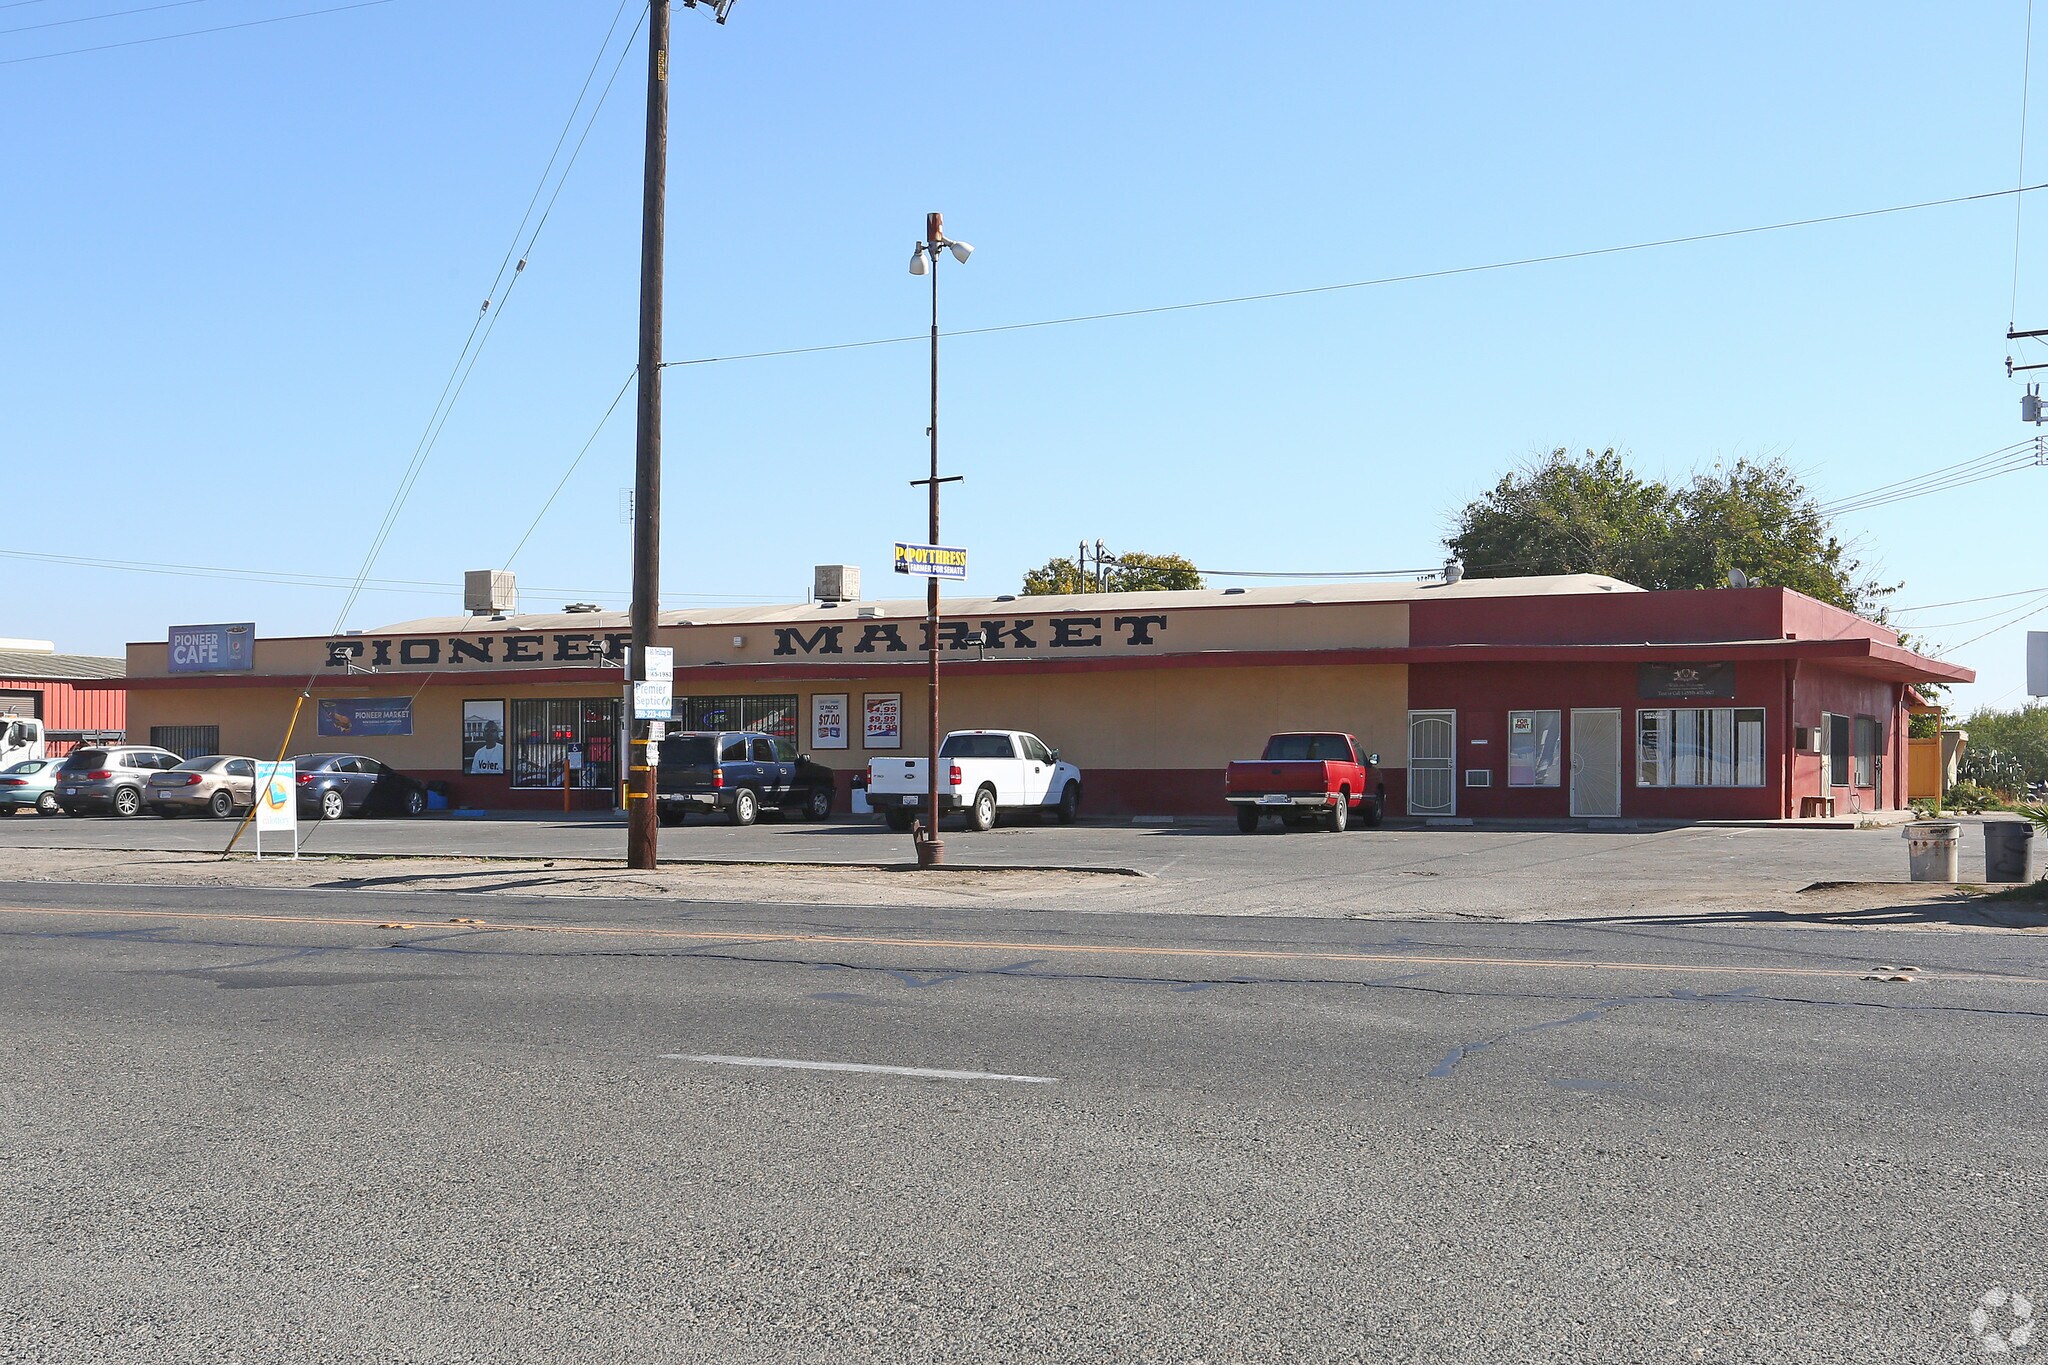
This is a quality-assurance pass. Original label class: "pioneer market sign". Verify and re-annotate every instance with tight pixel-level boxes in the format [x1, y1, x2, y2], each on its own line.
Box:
[322, 614, 1171, 671]
[771, 613, 1170, 657]
[325, 632, 633, 669]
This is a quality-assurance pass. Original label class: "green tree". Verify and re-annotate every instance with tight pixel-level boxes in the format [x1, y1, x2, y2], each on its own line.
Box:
[1958, 705, 2048, 786]
[1021, 550, 1204, 595]
[1445, 448, 1893, 617]
[1443, 448, 1678, 588]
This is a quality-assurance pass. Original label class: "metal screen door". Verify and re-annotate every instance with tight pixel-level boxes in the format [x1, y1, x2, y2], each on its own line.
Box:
[1407, 710, 1456, 815]
[1570, 708, 1622, 817]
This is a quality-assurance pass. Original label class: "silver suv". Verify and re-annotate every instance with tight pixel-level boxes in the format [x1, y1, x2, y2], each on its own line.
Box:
[53, 746, 186, 817]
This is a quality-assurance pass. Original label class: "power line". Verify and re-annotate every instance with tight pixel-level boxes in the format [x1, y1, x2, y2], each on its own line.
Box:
[1934, 589, 2048, 656]
[0, 0, 212, 36]
[0, 547, 775, 605]
[325, 3, 646, 637]
[1819, 440, 2033, 509]
[658, 182, 2048, 370]
[0, 0, 392, 65]
[1820, 440, 2044, 516]
[1196, 566, 1439, 580]
[503, 368, 637, 572]
[1892, 585, 2048, 614]
[1824, 456, 2039, 517]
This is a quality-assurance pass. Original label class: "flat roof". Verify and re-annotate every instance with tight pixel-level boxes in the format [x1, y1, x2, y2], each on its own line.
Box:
[364, 573, 1644, 635]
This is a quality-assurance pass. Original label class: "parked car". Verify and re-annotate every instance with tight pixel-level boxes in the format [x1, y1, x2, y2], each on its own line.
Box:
[1225, 732, 1385, 832]
[52, 745, 187, 817]
[292, 753, 429, 820]
[0, 757, 65, 816]
[656, 731, 836, 826]
[146, 755, 258, 818]
[866, 730, 1082, 832]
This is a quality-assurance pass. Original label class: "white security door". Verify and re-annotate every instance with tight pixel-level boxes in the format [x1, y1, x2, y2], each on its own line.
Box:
[1571, 709, 1622, 817]
[1407, 711, 1456, 816]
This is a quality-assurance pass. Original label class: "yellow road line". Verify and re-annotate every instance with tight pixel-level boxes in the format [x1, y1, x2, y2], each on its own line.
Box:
[0, 903, 2030, 985]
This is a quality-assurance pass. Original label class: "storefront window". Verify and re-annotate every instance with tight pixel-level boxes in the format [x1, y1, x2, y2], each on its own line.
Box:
[1507, 710, 1560, 787]
[1637, 708, 1765, 788]
[675, 695, 798, 739]
[509, 697, 622, 790]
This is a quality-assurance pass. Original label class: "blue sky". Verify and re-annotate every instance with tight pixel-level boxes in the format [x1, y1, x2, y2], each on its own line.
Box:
[5, 1, 2046, 706]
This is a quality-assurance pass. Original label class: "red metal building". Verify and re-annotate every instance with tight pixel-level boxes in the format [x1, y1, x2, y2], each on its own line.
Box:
[0, 643, 127, 754]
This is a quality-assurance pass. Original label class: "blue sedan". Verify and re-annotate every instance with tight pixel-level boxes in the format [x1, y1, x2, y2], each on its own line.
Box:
[0, 758, 65, 816]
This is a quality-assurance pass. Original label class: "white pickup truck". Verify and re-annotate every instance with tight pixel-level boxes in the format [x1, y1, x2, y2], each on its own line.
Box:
[866, 730, 1082, 832]
[0, 715, 47, 770]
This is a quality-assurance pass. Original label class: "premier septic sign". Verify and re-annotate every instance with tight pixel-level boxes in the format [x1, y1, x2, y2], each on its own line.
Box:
[894, 542, 968, 580]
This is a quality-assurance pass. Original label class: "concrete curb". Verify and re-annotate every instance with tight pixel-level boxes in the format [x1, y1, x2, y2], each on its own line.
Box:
[16, 845, 1151, 879]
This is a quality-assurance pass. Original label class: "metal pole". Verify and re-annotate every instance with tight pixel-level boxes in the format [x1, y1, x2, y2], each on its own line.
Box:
[626, 0, 670, 871]
[919, 218, 945, 868]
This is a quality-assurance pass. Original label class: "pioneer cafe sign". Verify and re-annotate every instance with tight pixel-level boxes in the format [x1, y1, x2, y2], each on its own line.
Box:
[323, 614, 1171, 670]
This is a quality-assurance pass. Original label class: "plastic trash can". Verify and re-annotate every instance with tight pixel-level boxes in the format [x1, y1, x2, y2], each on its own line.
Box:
[1984, 820, 2036, 884]
[1904, 820, 1962, 883]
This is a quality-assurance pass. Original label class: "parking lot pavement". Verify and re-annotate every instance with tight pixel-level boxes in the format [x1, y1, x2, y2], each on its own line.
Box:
[1, 809, 2033, 922]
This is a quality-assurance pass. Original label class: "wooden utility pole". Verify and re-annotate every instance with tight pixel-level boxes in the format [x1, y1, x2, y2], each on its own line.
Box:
[626, 0, 671, 871]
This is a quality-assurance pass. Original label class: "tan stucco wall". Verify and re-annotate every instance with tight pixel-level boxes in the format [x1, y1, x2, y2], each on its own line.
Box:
[125, 600, 1410, 680]
[127, 663, 1411, 777]
[128, 682, 626, 774]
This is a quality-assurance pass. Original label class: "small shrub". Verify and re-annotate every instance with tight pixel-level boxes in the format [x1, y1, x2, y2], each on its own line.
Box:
[1942, 782, 2006, 813]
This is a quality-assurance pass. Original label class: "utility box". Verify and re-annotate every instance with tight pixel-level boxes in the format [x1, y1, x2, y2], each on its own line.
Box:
[814, 564, 861, 604]
[465, 570, 517, 615]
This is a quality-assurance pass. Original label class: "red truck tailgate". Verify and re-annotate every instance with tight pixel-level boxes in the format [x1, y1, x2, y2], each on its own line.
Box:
[1225, 760, 1334, 793]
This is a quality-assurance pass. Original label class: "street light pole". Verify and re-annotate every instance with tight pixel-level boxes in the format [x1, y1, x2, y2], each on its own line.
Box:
[626, 0, 734, 872]
[908, 212, 970, 869]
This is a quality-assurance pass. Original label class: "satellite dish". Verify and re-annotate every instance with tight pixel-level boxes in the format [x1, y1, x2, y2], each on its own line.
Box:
[1727, 569, 1750, 589]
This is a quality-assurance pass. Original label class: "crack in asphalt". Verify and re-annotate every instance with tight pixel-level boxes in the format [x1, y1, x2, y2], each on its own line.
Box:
[1427, 987, 1762, 1079]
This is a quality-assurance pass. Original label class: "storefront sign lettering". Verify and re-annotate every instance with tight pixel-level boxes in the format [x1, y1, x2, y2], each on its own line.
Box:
[773, 615, 1169, 658]
[1638, 663, 1736, 699]
[325, 633, 632, 670]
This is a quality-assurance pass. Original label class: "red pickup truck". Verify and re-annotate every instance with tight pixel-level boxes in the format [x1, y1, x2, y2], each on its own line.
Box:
[1224, 732, 1385, 833]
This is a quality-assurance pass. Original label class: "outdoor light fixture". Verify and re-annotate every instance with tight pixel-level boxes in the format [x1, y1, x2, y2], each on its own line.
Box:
[909, 245, 929, 276]
[948, 240, 973, 263]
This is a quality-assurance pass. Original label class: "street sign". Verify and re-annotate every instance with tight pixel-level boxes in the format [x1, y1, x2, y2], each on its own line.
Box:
[634, 645, 674, 720]
[894, 542, 968, 579]
[254, 760, 296, 860]
[2029, 630, 2047, 698]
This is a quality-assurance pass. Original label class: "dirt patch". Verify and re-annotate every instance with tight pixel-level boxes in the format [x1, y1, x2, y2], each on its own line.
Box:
[0, 847, 1141, 909]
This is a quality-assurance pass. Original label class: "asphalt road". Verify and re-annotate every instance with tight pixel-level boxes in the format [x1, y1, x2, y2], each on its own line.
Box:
[2, 879, 2043, 1362]
[1, 809, 2032, 920]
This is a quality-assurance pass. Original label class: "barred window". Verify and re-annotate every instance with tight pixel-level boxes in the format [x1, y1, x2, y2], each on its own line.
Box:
[509, 697, 621, 789]
[675, 695, 798, 740]
[150, 725, 220, 760]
